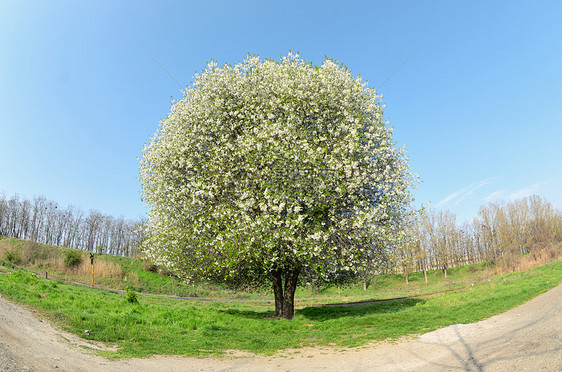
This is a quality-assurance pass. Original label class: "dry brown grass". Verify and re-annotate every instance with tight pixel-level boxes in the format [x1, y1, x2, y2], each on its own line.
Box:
[0, 238, 59, 265]
[0, 247, 7, 260]
[0, 238, 123, 282]
[487, 242, 562, 276]
[125, 271, 140, 283]
[0, 238, 14, 259]
[47, 256, 64, 269]
[74, 259, 123, 278]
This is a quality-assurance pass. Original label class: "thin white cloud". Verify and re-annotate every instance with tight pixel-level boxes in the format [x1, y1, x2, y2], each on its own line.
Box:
[508, 183, 542, 200]
[435, 188, 467, 208]
[484, 190, 506, 203]
[436, 179, 492, 208]
[455, 179, 492, 205]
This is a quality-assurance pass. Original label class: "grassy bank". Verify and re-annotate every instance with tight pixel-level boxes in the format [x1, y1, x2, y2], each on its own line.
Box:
[0, 236, 508, 305]
[0, 255, 560, 358]
[0, 236, 239, 299]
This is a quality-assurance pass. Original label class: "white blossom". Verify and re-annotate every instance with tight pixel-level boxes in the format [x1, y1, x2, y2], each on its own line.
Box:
[139, 53, 414, 285]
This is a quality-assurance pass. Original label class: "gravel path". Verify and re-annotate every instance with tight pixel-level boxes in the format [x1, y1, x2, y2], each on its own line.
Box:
[0, 284, 560, 371]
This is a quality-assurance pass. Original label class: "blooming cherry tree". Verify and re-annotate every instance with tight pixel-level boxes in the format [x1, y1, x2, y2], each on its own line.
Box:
[140, 53, 413, 319]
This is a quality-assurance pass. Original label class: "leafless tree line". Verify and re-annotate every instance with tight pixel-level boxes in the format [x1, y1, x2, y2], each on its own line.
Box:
[0, 193, 144, 257]
[394, 195, 562, 281]
[1, 192, 560, 272]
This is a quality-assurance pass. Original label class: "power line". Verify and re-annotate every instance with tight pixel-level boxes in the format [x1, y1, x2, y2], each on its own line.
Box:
[145, 49, 184, 90]
[377, 53, 414, 91]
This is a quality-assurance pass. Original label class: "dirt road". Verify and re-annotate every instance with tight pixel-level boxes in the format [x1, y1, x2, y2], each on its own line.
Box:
[1, 284, 561, 371]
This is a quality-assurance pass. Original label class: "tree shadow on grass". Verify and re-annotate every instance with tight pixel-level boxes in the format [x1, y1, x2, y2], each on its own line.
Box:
[219, 308, 274, 319]
[220, 297, 424, 321]
[298, 297, 424, 321]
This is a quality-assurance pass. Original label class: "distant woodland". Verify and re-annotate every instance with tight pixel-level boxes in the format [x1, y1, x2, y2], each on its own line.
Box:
[0, 194, 143, 257]
[393, 195, 562, 280]
[0, 193, 560, 277]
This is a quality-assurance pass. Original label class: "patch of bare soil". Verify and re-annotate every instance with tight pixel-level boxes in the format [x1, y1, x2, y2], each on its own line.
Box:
[1, 284, 560, 371]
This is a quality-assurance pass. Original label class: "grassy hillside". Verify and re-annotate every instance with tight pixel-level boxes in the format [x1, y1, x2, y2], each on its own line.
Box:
[1, 236, 508, 304]
[1, 235, 561, 358]
[0, 236, 235, 298]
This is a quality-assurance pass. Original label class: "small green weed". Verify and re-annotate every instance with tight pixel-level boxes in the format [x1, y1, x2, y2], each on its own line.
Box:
[126, 286, 139, 304]
[12, 269, 38, 285]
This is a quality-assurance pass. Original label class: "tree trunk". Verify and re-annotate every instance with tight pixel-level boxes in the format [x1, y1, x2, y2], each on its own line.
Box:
[271, 267, 300, 320]
[272, 269, 284, 318]
[281, 267, 299, 319]
[424, 269, 428, 285]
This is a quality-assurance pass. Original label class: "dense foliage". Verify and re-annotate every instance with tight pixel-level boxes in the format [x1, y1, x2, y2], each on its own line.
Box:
[140, 53, 413, 318]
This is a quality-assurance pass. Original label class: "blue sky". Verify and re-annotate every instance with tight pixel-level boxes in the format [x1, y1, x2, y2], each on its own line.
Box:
[1, 0, 561, 223]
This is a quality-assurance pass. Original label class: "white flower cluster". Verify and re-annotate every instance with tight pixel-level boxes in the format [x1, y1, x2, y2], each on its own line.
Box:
[139, 52, 414, 284]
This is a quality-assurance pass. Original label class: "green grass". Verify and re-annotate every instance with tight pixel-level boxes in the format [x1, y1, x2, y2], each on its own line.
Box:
[0, 236, 494, 304]
[0, 258, 560, 359]
[0, 236, 241, 299]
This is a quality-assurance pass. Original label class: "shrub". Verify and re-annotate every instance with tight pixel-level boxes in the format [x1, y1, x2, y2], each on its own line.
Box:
[0, 258, 17, 269]
[142, 261, 158, 272]
[6, 250, 22, 265]
[22, 241, 38, 264]
[125, 286, 139, 304]
[63, 249, 82, 268]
